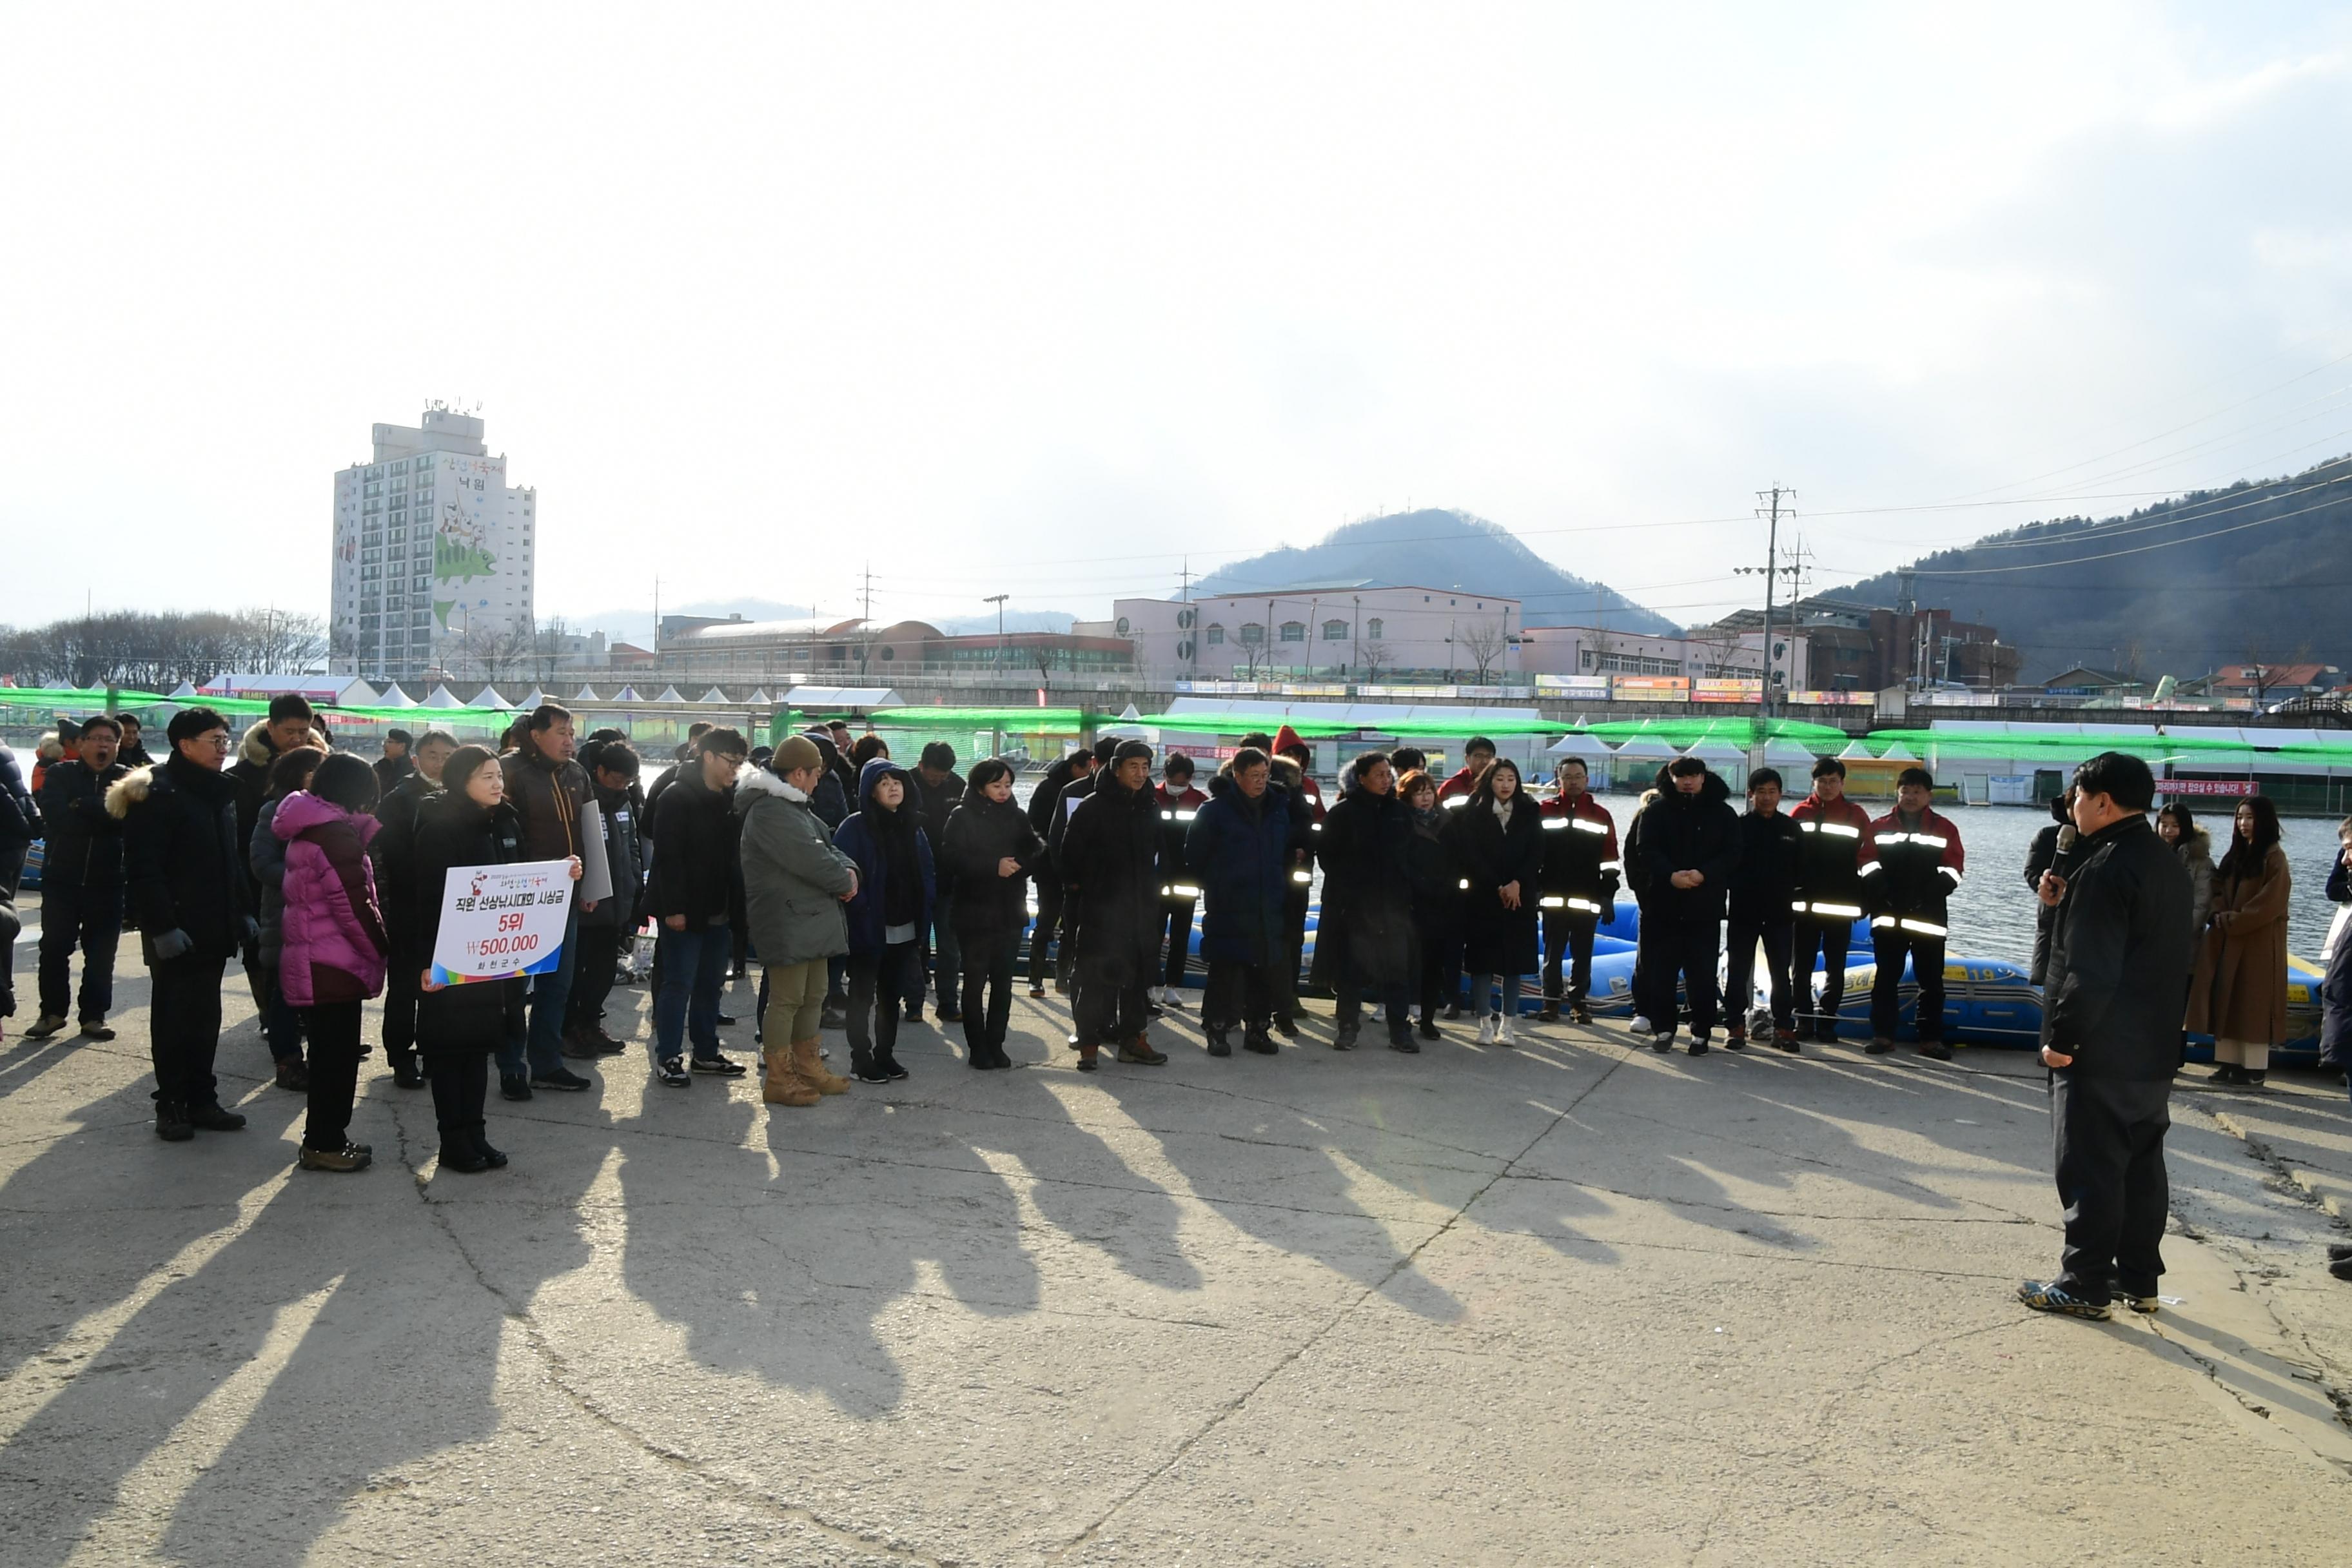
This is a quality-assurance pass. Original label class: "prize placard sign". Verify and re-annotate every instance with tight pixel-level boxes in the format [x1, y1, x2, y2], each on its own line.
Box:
[430, 859, 573, 985]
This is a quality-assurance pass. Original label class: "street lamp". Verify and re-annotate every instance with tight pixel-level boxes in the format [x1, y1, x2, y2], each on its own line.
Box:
[985, 594, 1008, 674]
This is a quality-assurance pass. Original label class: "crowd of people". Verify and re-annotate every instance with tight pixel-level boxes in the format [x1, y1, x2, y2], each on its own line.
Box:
[0, 700, 2345, 1259]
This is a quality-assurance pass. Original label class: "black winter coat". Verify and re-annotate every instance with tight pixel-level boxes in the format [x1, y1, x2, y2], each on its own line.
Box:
[2323, 859, 2352, 1068]
[1403, 806, 1464, 943]
[118, 755, 250, 963]
[37, 759, 129, 888]
[0, 743, 41, 856]
[1319, 786, 1416, 986]
[913, 770, 965, 894]
[1186, 777, 1295, 968]
[586, 781, 643, 932]
[1451, 796, 1545, 975]
[939, 794, 1046, 940]
[647, 765, 739, 927]
[371, 772, 440, 960]
[2043, 814, 2194, 1079]
[411, 794, 527, 1053]
[1061, 772, 1166, 985]
[1728, 810, 1801, 925]
[1635, 774, 1742, 921]
[1027, 756, 1091, 845]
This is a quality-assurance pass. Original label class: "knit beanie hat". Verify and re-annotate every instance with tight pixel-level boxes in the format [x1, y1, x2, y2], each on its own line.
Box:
[1113, 739, 1155, 764]
[772, 735, 823, 776]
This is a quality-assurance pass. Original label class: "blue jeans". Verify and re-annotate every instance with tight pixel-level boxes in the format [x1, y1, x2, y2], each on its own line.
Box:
[499, 900, 581, 1077]
[653, 923, 731, 1064]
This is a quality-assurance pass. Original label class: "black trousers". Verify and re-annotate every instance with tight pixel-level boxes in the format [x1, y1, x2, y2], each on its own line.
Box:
[427, 1051, 490, 1148]
[39, 879, 122, 1021]
[382, 948, 422, 1068]
[1415, 911, 1463, 1021]
[848, 941, 917, 1064]
[149, 952, 228, 1108]
[1029, 881, 1069, 987]
[1725, 917, 1796, 1032]
[1634, 910, 1722, 1037]
[565, 923, 622, 1030]
[1075, 975, 1150, 1044]
[1161, 898, 1196, 990]
[959, 928, 1017, 1052]
[1540, 909, 1598, 1004]
[2052, 1073, 2171, 1302]
[1334, 973, 1411, 1034]
[1281, 882, 1310, 1007]
[1870, 926, 1946, 1041]
[1793, 916, 1852, 1035]
[300, 999, 365, 1150]
[1204, 959, 1279, 1030]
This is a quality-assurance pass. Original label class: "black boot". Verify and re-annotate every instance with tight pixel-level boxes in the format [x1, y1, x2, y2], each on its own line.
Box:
[1205, 1027, 1233, 1058]
[852, 1050, 890, 1085]
[186, 1102, 248, 1132]
[155, 1099, 194, 1141]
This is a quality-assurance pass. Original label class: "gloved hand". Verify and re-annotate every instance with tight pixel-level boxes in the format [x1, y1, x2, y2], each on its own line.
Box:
[152, 928, 195, 961]
[1602, 900, 1617, 925]
[239, 916, 260, 947]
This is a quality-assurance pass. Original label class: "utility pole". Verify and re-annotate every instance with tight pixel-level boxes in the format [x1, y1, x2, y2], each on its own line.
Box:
[985, 593, 1008, 674]
[859, 564, 876, 678]
[1179, 558, 1194, 683]
[1734, 486, 1796, 716]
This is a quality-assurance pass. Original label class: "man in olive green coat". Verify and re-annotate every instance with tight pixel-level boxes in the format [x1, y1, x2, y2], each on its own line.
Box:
[738, 736, 859, 1106]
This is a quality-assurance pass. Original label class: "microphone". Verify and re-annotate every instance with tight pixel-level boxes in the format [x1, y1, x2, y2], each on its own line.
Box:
[2055, 825, 2078, 854]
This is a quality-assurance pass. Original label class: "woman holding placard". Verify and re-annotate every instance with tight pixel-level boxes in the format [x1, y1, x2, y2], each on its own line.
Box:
[412, 746, 531, 1172]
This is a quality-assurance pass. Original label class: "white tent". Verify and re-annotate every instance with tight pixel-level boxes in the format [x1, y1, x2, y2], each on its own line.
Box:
[1117, 703, 1142, 721]
[572, 685, 602, 703]
[375, 682, 418, 707]
[1610, 733, 1681, 761]
[1838, 738, 1877, 760]
[168, 680, 199, 698]
[745, 688, 772, 706]
[469, 685, 508, 709]
[1545, 731, 1614, 760]
[698, 687, 730, 704]
[1683, 739, 1746, 764]
[1875, 741, 1917, 761]
[611, 685, 643, 702]
[422, 685, 464, 709]
[514, 688, 548, 710]
[781, 685, 900, 710]
[652, 685, 687, 703]
[1760, 736, 1818, 769]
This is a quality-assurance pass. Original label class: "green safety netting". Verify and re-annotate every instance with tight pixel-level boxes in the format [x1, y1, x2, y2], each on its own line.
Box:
[1587, 717, 1849, 747]
[1866, 728, 2352, 761]
[0, 687, 172, 709]
[784, 706, 1095, 729]
[1141, 710, 1561, 738]
[0, 686, 521, 725]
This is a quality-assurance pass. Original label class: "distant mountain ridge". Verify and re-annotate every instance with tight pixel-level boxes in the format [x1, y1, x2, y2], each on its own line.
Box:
[1191, 509, 1680, 634]
[1826, 455, 2352, 682]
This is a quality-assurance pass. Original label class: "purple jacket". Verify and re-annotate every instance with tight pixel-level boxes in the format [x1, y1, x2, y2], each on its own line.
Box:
[273, 792, 389, 1006]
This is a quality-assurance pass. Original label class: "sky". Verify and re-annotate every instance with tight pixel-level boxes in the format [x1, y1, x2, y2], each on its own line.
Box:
[5, 2, 2349, 638]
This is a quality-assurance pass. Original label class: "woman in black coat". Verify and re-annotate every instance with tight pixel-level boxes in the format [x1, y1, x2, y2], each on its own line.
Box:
[1398, 769, 1463, 1039]
[412, 746, 527, 1173]
[1318, 752, 1417, 1052]
[939, 758, 1046, 1068]
[1448, 758, 1545, 1045]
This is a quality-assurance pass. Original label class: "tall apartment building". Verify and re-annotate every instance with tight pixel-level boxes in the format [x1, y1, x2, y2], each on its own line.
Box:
[329, 406, 536, 683]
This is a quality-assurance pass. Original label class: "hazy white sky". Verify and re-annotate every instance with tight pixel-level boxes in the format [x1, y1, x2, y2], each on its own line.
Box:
[5, 2, 2348, 634]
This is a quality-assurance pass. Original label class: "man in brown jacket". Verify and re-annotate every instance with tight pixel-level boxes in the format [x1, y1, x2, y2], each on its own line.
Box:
[496, 703, 602, 1099]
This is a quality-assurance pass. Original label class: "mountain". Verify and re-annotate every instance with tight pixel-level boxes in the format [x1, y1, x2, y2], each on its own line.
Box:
[1190, 509, 1681, 634]
[556, 599, 1076, 649]
[1825, 455, 2352, 682]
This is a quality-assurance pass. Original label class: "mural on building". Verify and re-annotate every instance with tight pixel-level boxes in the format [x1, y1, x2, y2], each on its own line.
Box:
[429, 454, 503, 630]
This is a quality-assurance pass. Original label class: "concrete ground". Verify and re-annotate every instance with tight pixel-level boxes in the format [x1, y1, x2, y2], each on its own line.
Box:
[4, 915, 2350, 1566]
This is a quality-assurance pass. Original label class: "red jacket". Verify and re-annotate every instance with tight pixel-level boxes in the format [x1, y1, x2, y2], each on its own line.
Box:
[1788, 792, 1874, 918]
[1538, 790, 1621, 908]
[1436, 765, 1483, 804]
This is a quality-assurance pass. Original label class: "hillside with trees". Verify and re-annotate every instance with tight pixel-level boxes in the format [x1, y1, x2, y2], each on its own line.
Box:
[1193, 509, 1680, 635]
[1827, 455, 2352, 683]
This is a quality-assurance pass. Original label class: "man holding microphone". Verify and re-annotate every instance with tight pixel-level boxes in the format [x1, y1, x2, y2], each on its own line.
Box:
[2017, 752, 2193, 1320]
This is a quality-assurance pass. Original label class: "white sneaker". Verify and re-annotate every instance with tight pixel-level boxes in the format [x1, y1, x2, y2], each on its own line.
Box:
[1629, 1014, 1654, 1034]
[1496, 1014, 1516, 1046]
[1476, 1014, 1498, 1046]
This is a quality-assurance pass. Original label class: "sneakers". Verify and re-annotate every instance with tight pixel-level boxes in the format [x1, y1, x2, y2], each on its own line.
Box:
[1571, 1000, 1592, 1025]
[690, 1054, 747, 1076]
[658, 1057, 691, 1087]
[1443, 1001, 1464, 1021]
[1649, 1031, 1675, 1054]
[78, 1015, 115, 1042]
[298, 1142, 373, 1173]
[1494, 1014, 1516, 1048]
[1028, 983, 1048, 999]
[1918, 1039, 1954, 1062]
[878, 1056, 912, 1082]
[24, 1012, 68, 1039]
[1476, 1015, 1498, 1046]
[1204, 1028, 1233, 1057]
[392, 1059, 427, 1089]
[1687, 1035, 1710, 1057]
[1772, 1029, 1801, 1053]
[1333, 1023, 1359, 1052]
[1273, 1016, 1300, 1041]
[500, 1072, 534, 1102]
[2017, 1280, 2110, 1320]
[531, 1066, 594, 1092]
[273, 1057, 310, 1092]
[155, 1100, 194, 1141]
[1389, 1031, 1421, 1054]
[439, 1141, 493, 1174]
[1865, 1036, 1896, 1055]
[1116, 1036, 1168, 1066]
[1243, 1026, 1279, 1055]
[1629, 1014, 1654, 1035]
[852, 1056, 893, 1085]
[186, 1102, 248, 1132]
[2108, 1278, 2160, 1315]
[1075, 1049, 1099, 1073]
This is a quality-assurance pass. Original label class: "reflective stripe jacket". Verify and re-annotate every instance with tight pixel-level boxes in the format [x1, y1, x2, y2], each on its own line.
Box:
[1154, 784, 1207, 899]
[1788, 794, 1873, 921]
[1857, 806, 1966, 934]
[1536, 792, 1621, 916]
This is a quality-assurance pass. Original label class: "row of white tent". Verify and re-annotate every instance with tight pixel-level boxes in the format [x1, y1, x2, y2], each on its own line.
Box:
[161, 680, 776, 710]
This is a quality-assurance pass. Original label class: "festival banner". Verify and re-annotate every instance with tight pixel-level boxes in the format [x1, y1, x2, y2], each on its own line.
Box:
[429, 859, 574, 985]
[1535, 675, 1610, 697]
[1693, 679, 1763, 703]
[1611, 676, 1690, 701]
[2157, 779, 2261, 798]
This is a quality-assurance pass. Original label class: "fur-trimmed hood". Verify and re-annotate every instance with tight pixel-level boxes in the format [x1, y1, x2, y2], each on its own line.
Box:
[104, 765, 155, 819]
[734, 760, 808, 808]
[237, 719, 331, 770]
[2176, 825, 2213, 863]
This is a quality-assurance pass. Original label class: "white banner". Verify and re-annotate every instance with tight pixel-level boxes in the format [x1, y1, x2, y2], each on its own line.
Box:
[430, 858, 574, 985]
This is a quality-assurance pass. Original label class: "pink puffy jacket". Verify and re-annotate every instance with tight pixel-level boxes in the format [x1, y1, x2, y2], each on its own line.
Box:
[272, 791, 389, 1006]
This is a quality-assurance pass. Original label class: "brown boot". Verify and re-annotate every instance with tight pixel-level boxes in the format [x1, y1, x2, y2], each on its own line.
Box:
[762, 1050, 819, 1107]
[792, 1037, 850, 1095]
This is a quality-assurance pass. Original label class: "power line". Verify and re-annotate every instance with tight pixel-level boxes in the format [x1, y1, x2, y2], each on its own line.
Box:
[1819, 487, 2352, 579]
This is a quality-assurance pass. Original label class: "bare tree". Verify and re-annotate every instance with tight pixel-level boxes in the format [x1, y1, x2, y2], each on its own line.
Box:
[1360, 640, 1392, 683]
[1458, 617, 1511, 682]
